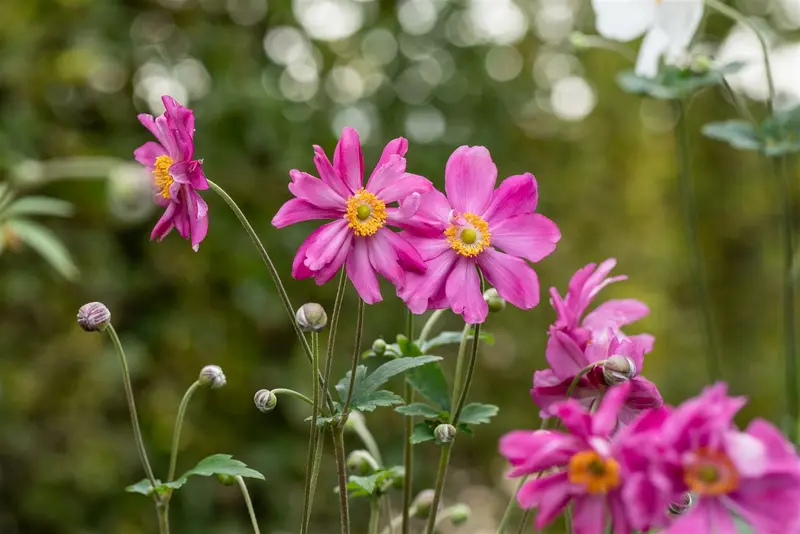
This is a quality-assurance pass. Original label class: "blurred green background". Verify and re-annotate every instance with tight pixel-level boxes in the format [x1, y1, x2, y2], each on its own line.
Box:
[2, 0, 799, 532]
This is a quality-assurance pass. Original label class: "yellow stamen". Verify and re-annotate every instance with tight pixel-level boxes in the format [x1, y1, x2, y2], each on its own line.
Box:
[345, 189, 387, 237]
[684, 448, 739, 496]
[153, 155, 175, 199]
[568, 450, 621, 494]
[445, 212, 491, 257]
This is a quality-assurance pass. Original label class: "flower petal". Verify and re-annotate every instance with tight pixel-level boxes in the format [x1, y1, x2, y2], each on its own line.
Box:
[346, 237, 382, 304]
[592, 0, 655, 41]
[387, 188, 450, 236]
[660, 502, 712, 534]
[743, 418, 800, 466]
[382, 230, 426, 273]
[303, 219, 351, 271]
[518, 472, 572, 528]
[620, 377, 663, 424]
[271, 198, 341, 228]
[368, 137, 408, 185]
[398, 250, 458, 314]
[367, 228, 404, 288]
[292, 226, 328, 280]
[592, 382, 631, 437]
[401, 233, 451, 262]
[151, 202, 177, 241]
[314, 145, 353, 199]
[532, 369, 597, 418]
[134, 142, 166, 167]
[500, 430, 584, 476]
[364, 154, 406, 198]
[333, 127, 364, 193]
[314, 232, 353, 285]
[446, 257, 487, 324]
[187, 190, 209, 251]
[482, 173, 538, 223]
[656, 0, 705, 61]
[378, 173, 433, 204]
[546, 329, 591, 380]
[572, 494, 606, 534]
[288, 169, 348, 210]
[621, 471, 673, 532]
[551, 399, 593, 439]
[635, 26, 671, 78]
[478, 248, 540, 310]
[490, 213, 561, 263]
[444, 145, 497, 215]
[583, 299, 649, 332]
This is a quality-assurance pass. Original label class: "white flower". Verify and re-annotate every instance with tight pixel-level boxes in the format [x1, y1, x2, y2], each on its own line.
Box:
[591, 0, 705, 78]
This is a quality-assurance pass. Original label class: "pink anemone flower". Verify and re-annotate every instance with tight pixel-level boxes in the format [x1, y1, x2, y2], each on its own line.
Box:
[272, 128, 432, 304]
[397, 146, 560, 324]
[134, 95, 209, 251]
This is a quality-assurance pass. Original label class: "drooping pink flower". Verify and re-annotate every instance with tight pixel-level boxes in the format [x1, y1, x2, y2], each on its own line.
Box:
[397, 146, 560, 324]
[134, 95, 209, 251]
[272, 128, 432, 304]
[499, 383, 635, 534]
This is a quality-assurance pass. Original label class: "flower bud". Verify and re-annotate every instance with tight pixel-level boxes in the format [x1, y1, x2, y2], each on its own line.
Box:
[434, 423, 456, 444]
[343, 410, 365, 432]
[389, 466, 405, 489]
[603, 355, 636, 386]
[411, 489, 436, 519]
[254, 389, 277, 413]
[690, 54, 713, 74]
[668, 493, 693, 515]
[483, 288, 506, 313]
[77, 302, 111, 332]
[346, 450, 379, 476]
[198, 365, 226, 388]
[296, 303, 327, 332]
[371, 338, 387, 356]
[216, 473, 237, 486]
[449, 504, 471, 526]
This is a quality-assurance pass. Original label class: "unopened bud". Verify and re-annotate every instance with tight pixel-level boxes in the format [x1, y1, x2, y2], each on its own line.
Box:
[254, 389, 277, 413]
[347, 450, 379, 476]
[344, 411, 365, 432]
[389, 467, 405, 489]
[668, 493, 693, 515]
[216, 473, 237, 486]
[198, 365, 226, 388]
[569, 31, 590, 50]
[371, 338, 387, 355]
[77, 302, 111, 332]
[483, 288, 506, 313]
[603, 355, 636, 386]
[449, 503, 471, 526]
[690, 54, 713, 74]
[434, 423, 456, 444]
[411, 489, 437, 519]
[296, 303, 328, 332]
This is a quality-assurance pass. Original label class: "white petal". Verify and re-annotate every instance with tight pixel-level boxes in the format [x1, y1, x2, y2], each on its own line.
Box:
[656, 0, 705, 59]
[635, 27, 670, 78]
[591, 0, 656, 42]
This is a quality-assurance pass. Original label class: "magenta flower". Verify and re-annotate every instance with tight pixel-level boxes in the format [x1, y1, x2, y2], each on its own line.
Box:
[134, 95, 209, 251]
[397, 146, 560, 324]
[499, 383, 635, 534]
[271, 128, 432, 304]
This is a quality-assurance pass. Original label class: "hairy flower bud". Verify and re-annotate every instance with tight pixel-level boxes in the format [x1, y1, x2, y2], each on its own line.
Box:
[668, 493, 693, 515]
[198, 365, 226, 388]
[434, 423, 456, 444]
[371, 338, 387, 355]
[254, 389, 277, 413]
[449, 504, 471, 526]
[343, 410, 365, 432]
[483, 288, 506, 313]
[77, 302, 111, 332]
[347, 450, 379, 476]
[216, 473, 237, 486]
[296, 303, 327, 332]
[411, 489, 437, 519]
[603, 355, 636, 386]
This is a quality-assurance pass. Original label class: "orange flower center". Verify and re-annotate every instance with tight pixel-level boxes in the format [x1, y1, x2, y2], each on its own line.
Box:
[444, 212, 491, 257]
[684, 448, 740, 496]
[568, 450, 621, 494]
[345, 189, 387, 236]
[153, 155, 175, 199]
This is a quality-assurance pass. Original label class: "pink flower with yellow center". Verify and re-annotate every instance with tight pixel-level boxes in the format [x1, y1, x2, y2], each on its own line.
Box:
[271, 128, 433, 304]
[397, 146, 560, 324]
[134, 95, 209, 251]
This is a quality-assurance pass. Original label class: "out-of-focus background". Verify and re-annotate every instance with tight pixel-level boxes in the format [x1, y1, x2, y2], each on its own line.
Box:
[2, 0, 800, 532]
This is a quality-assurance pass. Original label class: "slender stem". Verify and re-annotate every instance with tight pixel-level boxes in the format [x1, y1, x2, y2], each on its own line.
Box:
[333, 425, 351, 534]
[236, 476, 261, 534]
[322, 270, 348, 403]
[418, 310, 445, 345]
[167, 380, 202, 482]
[563, 505, 572, 534]
[368, 497, 381, 534]
[674, 100, 721, 381]
[156, 502, 170, 534]
[384, 495, 396, 534]
[423, 443, 453, 534]
[381, 510, 415, 534]
[105, 324, 158, 492]
[497, 476, 528, 534]
[306, 427, 326, 530]
[452, 322, 482, 424]
[343, 299, 366, 415]
[271, 388, 314, 407]
[515, 509, 531, 534]
[565, 361, 607, 400]
[720, 77, 758, 126]
[449, 323, 473, 416]
[300, 332, 322, 534]
[402, 310, 416, 534]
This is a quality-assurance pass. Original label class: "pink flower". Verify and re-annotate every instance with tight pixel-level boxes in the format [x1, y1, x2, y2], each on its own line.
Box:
[134, 95, 209, 251]
[397, 146, 560, 324]
[271, 128, 432, 304]
[499, 383, 635, 534]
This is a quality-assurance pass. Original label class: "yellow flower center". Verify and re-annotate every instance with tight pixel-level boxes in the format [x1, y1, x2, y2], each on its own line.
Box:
[345, 189, 387, 237]
[444, 212, 491, 257]
[684, 448, 739, 496]
[153, 155, 175, 199]
[568, 450, 621, 494]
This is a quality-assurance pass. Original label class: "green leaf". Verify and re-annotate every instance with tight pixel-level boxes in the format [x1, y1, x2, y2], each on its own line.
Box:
[6, 218, 79, 280]
[617, 63, 745, 100]
[336, 356, 442, 410]
[346, 466, 405, 497]
[396, 335, 424, 356]
[406, 360, 451, 410]
[2, 196, 74, 220]
[165, 454, 264, 491]
[395, 403, 443, 418]
[347, 474, 379, 496]
[410, 421, 436, 444]
[125, 478, 166, 496]
[702, 121, 762, 151]
[458, 403, 499, 425]
[352, 390, 405, 412]
[359, 356, 441, 395]
[421, 329, 494, 352]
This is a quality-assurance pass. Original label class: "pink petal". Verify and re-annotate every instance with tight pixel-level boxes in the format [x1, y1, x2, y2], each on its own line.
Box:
[483, 173, 539, 223]
[398, 250, 458, 314]
[629, 333, 655, 354]
[743, 418, 800, 466]
[728, 471, 800, 534]
[292, 226, 327, 280]
[138, 113, 174, 152]
[303, 219, 352, 271]
[382, 230, 426, 273]
[477, 248, 540, 310]
[545, 330, 591, 380]
[402, 233, 451, 262]
[314, 232, 353, 285]
[333, 127, 364, 194]
[583, 299, 650, 332]
[150, 202, 177, 241]
[288, 169, 347, 210]
[377, 172, 433, 204]
[134, 141, 166, 167]
[368, 137, 408, 185]
[444, 145, 497, 215]
[367, 229, 404, 288]
[620, 377, 663, 424]
[161, 95, 194, 137]
[572, 495, 607, 534]
[271, 198, 342, 228]
[500, 430, 583, 476]
[387, 188, 450, 236]
[489, 213, 561, 263]
[187, 190, 209, 250]
[532, 369, 597, 417]
[346, 237, 382, 304]
[518, 473, 572, 528]
[592, 382, 631, 437]
[661, 502, 712, 534]
[445, 257, 487, 324]
[706, 500, 738, 534]
[314, 145, 353, 199]
[172, 198, 191, 239]
[552, 399, 593, 439]
[364, 154, 405, 198]
[608, 492, 633, 534]
[620, 471, 673, 531]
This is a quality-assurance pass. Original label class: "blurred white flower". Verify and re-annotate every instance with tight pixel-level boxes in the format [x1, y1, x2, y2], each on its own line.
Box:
[591, 0, 704, 78]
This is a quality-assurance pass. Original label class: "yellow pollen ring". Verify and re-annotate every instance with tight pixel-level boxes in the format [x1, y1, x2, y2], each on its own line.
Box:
[684, 448, 740, 496]
[567, 450, 621, 494]
[153, 155, 175, 200]
[445, 212, 491, 257]
[345, 189, 387, 237]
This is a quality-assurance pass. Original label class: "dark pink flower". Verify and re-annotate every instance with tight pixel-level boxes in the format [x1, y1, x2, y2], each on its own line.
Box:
[397, 146, 560, 324]
[272, 128, 432, 304]
[134, 95, 209, 251]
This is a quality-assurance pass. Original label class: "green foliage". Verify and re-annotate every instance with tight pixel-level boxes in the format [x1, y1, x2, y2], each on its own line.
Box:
[421, 329, 495, 352]
[1, 196, 74, 219]
[406, 361, 451, 410]
[126, 455, 264, 497]
[400, 402, 499, 444]
[458, 403, 500, 425]
[4, 219, 78, 280]
[702, 121, 762, 151]
[395, 403, 444, 418]
[703, 107, 800, 156]
[617, 62, 745, 100]
[346, 466, 404, 498]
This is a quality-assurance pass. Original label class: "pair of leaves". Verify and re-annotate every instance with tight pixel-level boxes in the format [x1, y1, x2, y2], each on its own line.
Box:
[126, 454, 264, 497]
[617, 62, 746, 100]
[703, 106, 800, 157]
[346, 466, 404, 498]
[403, 403, 499, 444]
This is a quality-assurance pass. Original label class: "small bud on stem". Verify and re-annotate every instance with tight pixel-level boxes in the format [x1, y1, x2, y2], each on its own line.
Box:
[346, 450, 379, 476]
[77, 302, 111, 332]
[198, 365, 226, 388]
[296, 303, 328, 332]
[371, 338, 386, 355]
[603, 355, 636, 386]
[254, 389, 277, 413]
[411, 489, 437, 519]
[483, 288, 506, 313]
[434, 423, 456, 444]
[668, 493, 693, 515]
[449, 504, 471, 525]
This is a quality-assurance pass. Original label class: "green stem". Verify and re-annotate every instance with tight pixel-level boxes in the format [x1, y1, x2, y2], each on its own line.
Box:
[497, 477, 528, 534]
[353, 419, 383, 466]
[402, 310, 416, 534]
[384, 496, 396, 534]
[167, 380, 202, 482]
[307, 427, 325, 523]
[322, 270, 348, 405]
[565, 362, 606, 400]
[156, 502, 170, 534]
[418, 310, 445, 345]
[423, 443, 453, 534]
[236, 476, 261, 534]
[451, 321, 481, 424]
[300, 332, 322, 534]
[674, 101, 721, 381]
[333, 425, 351, 534]
[271, 388, 314, 407]
[368, 497, 381, 534]
[342, 299, 366, 415]
[433, 505, 466, 530]
[515, 509, 531, 534]
[448, 323, 473, 417]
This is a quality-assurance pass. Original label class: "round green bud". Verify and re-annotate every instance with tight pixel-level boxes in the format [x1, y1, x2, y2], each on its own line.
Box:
[483, 288, 506, 313]
[296, 303, 328, 333]
[216, 473, 237, 486]
[411, 489, 436, 519]
[371, 338, 387, 355]
[198, 365, 226, 388]
[77, 302, 111, 332]
[346, 450, 379, 476]
[449, 504, 471, 526]
[603, 355, 635, 386]
[254, 389, 277, 413]
[434, 423, 456, 444]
